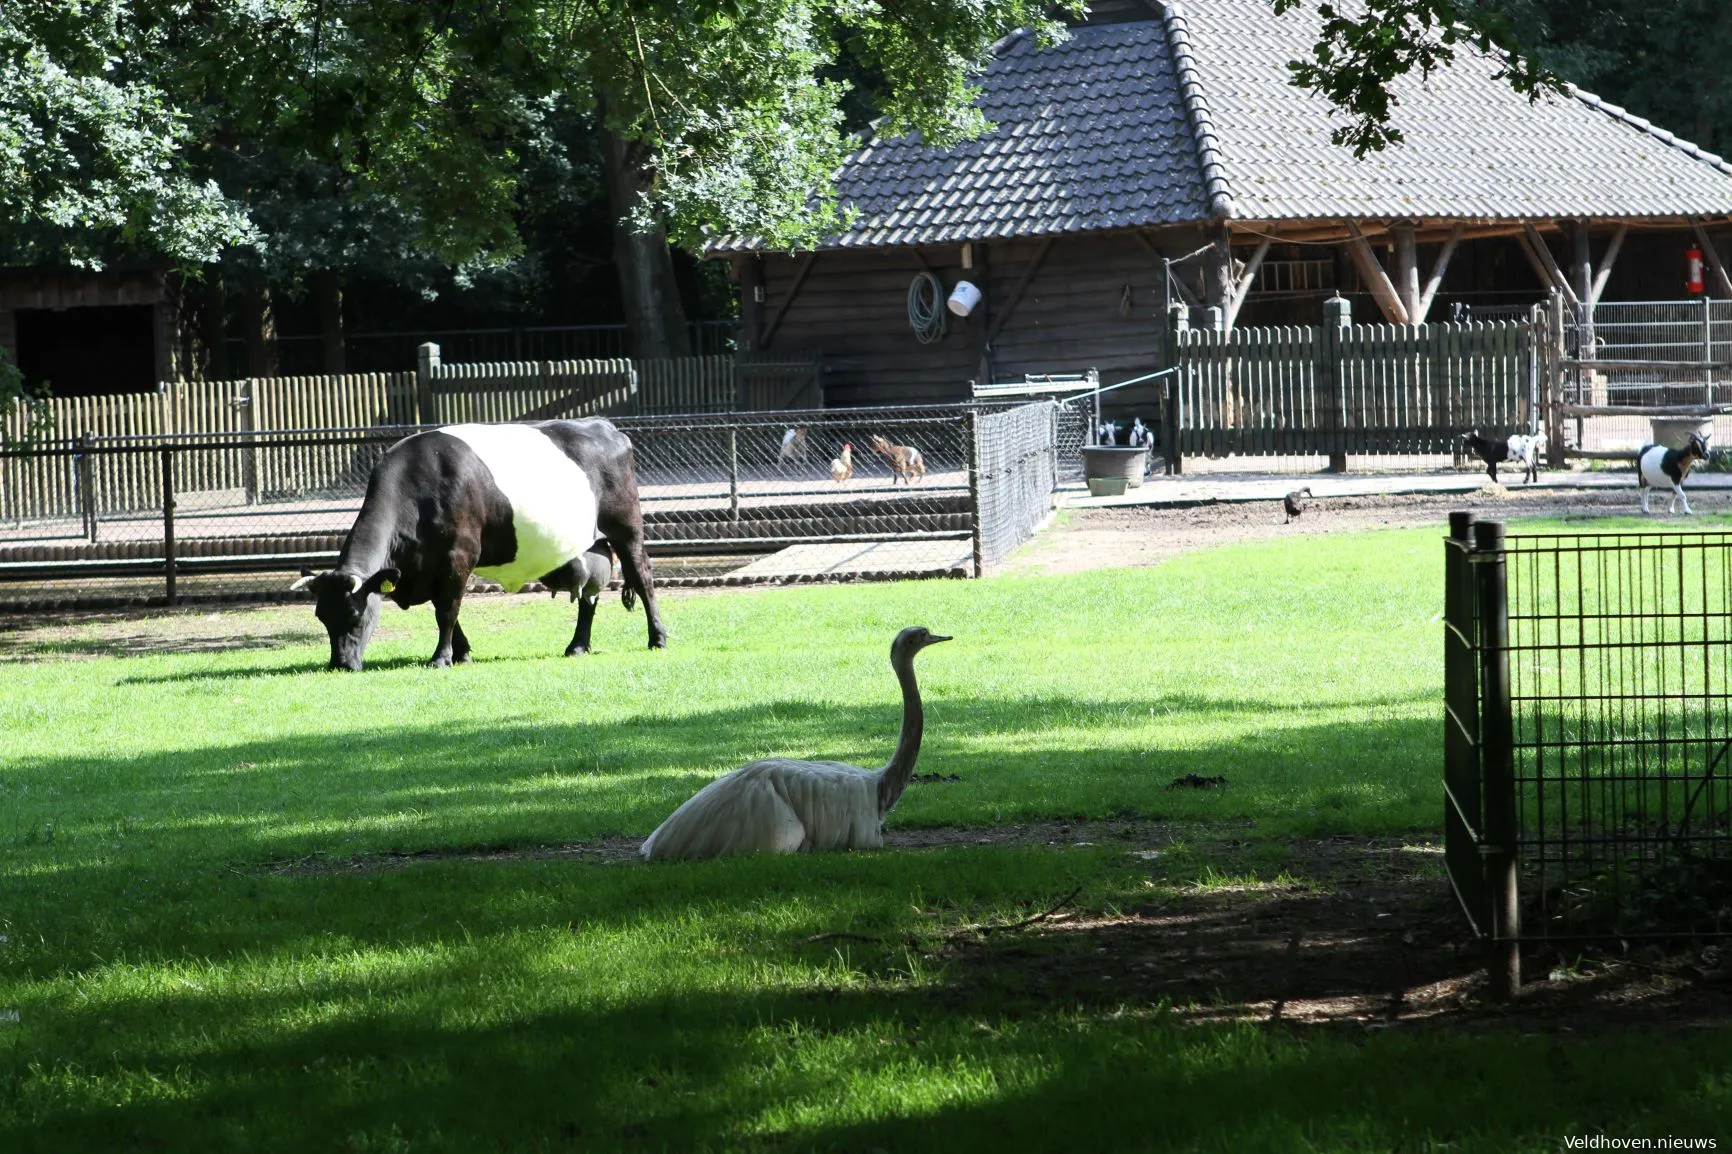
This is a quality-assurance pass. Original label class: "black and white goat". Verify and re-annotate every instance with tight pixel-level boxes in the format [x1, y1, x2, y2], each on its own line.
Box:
[1127, 418, 1154, 449]
[1461, 430, 1541, 485]
[1638, 432, 1711, 515]
[1095, 419, 1117, 446]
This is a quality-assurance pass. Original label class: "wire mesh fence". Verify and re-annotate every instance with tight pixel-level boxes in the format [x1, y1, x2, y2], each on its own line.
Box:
[0, 402, 1057, 611]
[1446, 514, 1732, 971]
[1567, 299, 1732, 455]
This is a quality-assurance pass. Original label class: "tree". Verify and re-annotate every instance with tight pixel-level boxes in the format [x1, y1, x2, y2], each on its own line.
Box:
[1271, 0, 1562, 156]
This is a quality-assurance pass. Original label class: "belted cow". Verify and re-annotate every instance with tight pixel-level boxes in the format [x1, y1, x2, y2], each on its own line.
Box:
[292, 419, 667, 670]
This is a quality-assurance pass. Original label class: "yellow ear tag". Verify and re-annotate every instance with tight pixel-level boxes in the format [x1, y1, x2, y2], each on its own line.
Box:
[379, 580, 396, 594]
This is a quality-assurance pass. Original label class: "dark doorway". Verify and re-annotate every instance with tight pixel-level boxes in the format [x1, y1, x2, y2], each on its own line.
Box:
[14, 306, 157, 396]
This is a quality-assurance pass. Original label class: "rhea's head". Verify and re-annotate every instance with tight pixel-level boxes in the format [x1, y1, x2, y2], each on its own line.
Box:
[892, 625, 953, 665]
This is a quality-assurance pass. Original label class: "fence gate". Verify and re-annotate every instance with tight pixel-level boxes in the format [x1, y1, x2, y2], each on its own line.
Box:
[1445, 513, 1732, 996]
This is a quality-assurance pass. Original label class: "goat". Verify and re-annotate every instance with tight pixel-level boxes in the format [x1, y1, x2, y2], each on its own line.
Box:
[1638, 432, 1711, 515]
[1096, 420, 1117, 446]
[867, 434, 926, 485]
[1127, 418, 1154, 449]
[1461, 429, 1540, 485]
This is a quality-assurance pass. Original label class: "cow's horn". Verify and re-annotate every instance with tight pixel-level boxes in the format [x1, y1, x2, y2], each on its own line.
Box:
[288, 573, 320, 592]
[347, 574, 364, 595]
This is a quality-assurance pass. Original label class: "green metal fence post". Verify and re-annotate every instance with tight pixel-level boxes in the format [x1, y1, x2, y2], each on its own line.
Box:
[1474, 518, 1520, 998]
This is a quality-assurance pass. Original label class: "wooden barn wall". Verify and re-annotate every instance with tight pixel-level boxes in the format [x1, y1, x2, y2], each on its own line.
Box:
[984, 233, 1173, 387]
[754, 228, 1191, 409]
[756, 248, 978, 407]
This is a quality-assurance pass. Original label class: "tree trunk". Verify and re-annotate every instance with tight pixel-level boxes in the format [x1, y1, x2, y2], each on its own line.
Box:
[240, 283, 279, 378]
[315, 270, 346, 375]
[202, 267, 229, 381]
[600, 113, 691, 359]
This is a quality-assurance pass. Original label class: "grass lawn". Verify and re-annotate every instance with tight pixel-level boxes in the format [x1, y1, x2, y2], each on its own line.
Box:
[2, 522, 1729, 1151]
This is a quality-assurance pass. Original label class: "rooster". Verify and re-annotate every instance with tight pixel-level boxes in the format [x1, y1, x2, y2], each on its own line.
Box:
[830, 442, 853, 483]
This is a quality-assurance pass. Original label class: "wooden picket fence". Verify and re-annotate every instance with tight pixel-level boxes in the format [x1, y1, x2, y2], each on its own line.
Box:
[0, 354, 757, 524]
[1175, 318, 1535, 457]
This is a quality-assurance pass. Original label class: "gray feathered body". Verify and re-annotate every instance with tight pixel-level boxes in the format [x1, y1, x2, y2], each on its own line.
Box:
[639, 758, 885, 860]
[638, 626, 949, 862]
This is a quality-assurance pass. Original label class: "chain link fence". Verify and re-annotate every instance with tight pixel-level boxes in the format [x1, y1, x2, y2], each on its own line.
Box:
[0, 402, 1057, 611]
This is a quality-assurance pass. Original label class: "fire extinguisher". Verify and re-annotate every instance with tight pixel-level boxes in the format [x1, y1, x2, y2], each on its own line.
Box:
[1687, 245, 1706, 294]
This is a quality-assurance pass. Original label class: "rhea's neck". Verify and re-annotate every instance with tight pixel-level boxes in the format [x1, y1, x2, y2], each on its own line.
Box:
[876, 652, 924, 817]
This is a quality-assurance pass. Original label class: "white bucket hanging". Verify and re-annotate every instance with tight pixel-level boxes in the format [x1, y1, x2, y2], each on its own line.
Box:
[946, 279, 982, 317]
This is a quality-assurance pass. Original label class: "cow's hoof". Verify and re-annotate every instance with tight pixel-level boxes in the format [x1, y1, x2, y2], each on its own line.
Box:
[564, 645, 589, 657]
[426, 656, 453, 669]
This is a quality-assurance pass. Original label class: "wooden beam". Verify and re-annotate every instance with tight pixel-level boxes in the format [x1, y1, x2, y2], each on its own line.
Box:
[736, 255, 765, 351]
[1414, 223, 1463, 323]
[987, 235, 1055, 344]
[1393, 227, 1419, 320]
[1225, 237, 1272, 330]
[1589, 224, 1627, 307]
[1135, 232, 1200, 307]
[758, 252, 817, 349]
[1692, 219, 1732, 300]
[1344, 221, 1409, 324]
[1520, 223, 1580, 309]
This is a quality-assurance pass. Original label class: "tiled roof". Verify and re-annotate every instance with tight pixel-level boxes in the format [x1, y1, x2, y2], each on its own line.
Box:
[1181, 0, 1732, 221]
[711, 20, 1212, 252]
[713, 0, 1732, 253]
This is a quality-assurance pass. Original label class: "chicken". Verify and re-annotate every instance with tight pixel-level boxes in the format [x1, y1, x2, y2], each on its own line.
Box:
[830, 442, 853, 483]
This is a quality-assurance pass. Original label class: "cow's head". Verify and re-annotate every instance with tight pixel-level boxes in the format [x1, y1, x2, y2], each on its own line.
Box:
[289, 568, 400, 670]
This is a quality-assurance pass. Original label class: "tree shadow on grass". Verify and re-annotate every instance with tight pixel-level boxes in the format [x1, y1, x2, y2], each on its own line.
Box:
[1, 845, 1727, 1154]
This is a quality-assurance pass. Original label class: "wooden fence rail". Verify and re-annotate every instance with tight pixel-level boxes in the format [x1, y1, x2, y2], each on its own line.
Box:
[1175, 317, 1535, 458]
[0, 353, 806, 526]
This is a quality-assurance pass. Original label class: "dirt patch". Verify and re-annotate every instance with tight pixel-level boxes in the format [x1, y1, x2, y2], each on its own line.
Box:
[1001, 486, 1690, 576]
[272, 824, 1731, 1032]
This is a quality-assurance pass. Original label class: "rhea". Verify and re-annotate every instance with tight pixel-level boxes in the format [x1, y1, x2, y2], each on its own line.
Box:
[639, 626, 952, 861]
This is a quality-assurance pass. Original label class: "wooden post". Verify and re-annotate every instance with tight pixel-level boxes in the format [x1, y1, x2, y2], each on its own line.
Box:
[966, 409, 984, 577]
[1165, 304, 1187, 475]
[1322, 294, 1350, 472]
[1704, 295, 1715, 408]
[737, 256, 765, 352]
[78, 433, 96, 543]
[238, 378, 259, 505]
[727, 428, 740, 522]
[1474, 519, 1520, 999]
[416, 342, 441, 426]
[1394, 227, 1419, 322]
[1546, 292, 1567, 467]
[161, 445, 177, 606]
[1573, 223, 1595, 363]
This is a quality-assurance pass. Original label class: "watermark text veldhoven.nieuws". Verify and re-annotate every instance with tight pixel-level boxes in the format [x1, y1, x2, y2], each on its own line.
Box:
[1564, 1139, 1718, 1151]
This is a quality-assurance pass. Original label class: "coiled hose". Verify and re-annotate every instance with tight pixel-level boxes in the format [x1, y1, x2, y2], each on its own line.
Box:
[907, 272, 948, 344]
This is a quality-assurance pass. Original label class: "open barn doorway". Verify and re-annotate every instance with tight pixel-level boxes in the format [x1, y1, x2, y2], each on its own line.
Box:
[14, 305, 158, 397]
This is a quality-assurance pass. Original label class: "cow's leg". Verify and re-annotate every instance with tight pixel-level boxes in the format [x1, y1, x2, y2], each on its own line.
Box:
[602, 523, 666, 649]
[428, 568, 468, 667]
[566, 595, 599, 656]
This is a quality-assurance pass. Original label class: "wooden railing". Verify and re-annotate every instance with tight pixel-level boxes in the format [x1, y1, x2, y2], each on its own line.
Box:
[1175, 317, 1534, 458]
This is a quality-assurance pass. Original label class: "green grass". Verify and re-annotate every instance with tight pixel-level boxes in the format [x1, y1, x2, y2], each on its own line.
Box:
[2, 524, 1729, 1151]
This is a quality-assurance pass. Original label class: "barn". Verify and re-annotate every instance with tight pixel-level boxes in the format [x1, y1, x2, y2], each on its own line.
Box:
[712, 0, 1732, 411]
